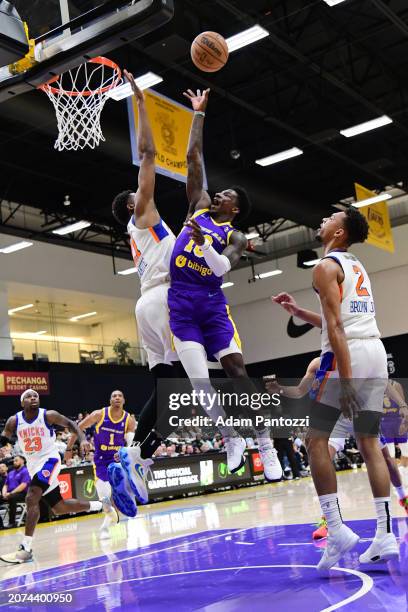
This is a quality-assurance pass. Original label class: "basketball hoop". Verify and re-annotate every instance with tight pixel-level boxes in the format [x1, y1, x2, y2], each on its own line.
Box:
[39, 56, 122, 151]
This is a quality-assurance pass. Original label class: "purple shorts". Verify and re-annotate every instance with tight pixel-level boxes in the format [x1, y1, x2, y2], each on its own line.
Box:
[383, 436, 408, 444]
[168, 285, 237, 361]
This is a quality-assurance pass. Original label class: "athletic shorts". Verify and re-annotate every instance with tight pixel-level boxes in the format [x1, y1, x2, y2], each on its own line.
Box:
[383, 436, 408, 444]
[168, 285, 242, 362]
[328, 416, 386, 452]
[28, 455, 61, 496]
[136, 283, 177, 369]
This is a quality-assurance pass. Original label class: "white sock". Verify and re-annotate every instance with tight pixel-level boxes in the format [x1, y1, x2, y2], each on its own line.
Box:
[22, 535, 33, 551]
[318, 493, 343, 534]
[374, 497, 392, 536]
[89, 501, 103, 512]
[395, 485, 406, 500]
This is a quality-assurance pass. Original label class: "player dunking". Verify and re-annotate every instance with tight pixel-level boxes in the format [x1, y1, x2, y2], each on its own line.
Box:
[273, 208, 399, 568]
[112, 72, 182, 507]
[65, 390, 136, 536]
[167, 88, 282, 480]
[0, 390, 118, 563]
[266, 360, 408, 541]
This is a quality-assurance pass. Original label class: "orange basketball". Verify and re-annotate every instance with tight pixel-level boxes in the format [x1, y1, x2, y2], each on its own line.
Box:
[191, 31, 229, 73]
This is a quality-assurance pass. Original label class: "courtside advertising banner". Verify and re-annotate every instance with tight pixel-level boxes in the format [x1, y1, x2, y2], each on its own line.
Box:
[128, 89, 208, 186]
[0, 371, 50, 396]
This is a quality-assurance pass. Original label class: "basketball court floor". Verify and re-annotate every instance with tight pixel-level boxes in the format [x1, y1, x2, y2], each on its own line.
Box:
[1, 470, 407, 611]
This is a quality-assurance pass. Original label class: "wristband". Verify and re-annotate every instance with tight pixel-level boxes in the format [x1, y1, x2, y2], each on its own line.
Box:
[194, 111, 205, 117]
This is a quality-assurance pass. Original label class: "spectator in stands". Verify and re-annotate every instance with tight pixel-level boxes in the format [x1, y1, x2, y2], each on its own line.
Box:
[0, 442, 14, 469]
[1, 456, 30, 528]
[77, 413, 84, 423]
[166, 444, 178, 457]
[185, 444, 194, 455]
[61, 427, 70, 443]
[0, 462, 8, 491]
[71, 449, 82, 467]
[153, 443, 167, 458]
[55, 432, 67, 459]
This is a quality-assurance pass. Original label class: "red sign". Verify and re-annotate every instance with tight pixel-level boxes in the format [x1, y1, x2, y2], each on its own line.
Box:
[0, 371, 50, 396]
[250, 452, 264, 475]
[57, 473, 72, 499]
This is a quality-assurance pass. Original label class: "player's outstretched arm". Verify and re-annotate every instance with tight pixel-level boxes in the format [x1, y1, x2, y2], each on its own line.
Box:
[265, 357, 320, 398]
[125, 70, 160, 229]
[183, 88, 212, 219]
[272, 293, 322, 329]
[46, 411, 90, 456]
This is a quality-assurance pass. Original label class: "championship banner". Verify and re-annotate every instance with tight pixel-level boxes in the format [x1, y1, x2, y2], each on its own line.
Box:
[127, 89, 208, 187]
[354, 183, 394, 253]
[0, 371, 50, 396]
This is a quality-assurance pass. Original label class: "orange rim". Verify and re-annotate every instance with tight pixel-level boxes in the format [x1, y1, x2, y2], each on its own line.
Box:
[39, 56, 122, 97]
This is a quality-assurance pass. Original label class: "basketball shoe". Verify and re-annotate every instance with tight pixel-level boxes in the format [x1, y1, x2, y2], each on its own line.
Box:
[359, 532, 399, 564]
[119, 445, 153, 504]
[317, 524, 360, 570]
[258, 441, 283, 481]
[313, 516, 328, 540]
[224, 436, 246, 473]
[0, 544, 33, 564]
[399, 496, 408, 515]
[107, 463, 137, 518]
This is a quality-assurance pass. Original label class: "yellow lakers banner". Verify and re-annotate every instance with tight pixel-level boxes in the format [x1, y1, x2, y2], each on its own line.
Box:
[128, 90, 207, 187]
[354, 183, 394, 253]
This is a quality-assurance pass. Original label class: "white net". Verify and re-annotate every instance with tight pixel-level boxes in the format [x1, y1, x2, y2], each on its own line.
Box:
[40, 57, 122, 152]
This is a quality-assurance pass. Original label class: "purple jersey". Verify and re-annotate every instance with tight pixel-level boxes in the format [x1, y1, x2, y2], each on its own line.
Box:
[168, 208, 241, 361]
[381, 392, 407, 443]
[170, 208, 234, 290]
[94, 407, 129, 481]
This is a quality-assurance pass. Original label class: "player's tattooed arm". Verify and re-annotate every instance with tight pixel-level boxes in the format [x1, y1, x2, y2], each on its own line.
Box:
[0, 416, 16, 456]
[184, 88, 212, 219]
[222, 230, 247, 268]
[46, 411, 90, 455]
[125, 70, 160, 229]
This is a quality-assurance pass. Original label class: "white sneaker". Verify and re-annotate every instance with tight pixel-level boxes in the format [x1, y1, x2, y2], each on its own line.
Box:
[317, 524, 360, 570]
[225, 436, 246, 473]
[0, 544, 33, 564]
[101, 496, 119, 525]
[259, 442, 283, 481]
[359, 532, 399, 564]
[119, 445, 153, 504]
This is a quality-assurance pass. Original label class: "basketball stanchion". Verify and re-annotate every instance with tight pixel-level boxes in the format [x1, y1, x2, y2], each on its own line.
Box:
[39, 56, 122, 151]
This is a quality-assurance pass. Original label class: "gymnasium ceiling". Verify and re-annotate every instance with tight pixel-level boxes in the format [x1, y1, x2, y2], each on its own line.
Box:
[1, 0, 408, 253]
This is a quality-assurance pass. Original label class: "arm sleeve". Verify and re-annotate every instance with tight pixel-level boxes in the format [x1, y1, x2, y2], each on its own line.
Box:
[201, 240, 231, 277]
[125, 432, 135, 446]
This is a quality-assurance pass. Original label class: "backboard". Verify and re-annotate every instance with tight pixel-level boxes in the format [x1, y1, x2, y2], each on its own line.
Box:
[0, 0, 174, 101]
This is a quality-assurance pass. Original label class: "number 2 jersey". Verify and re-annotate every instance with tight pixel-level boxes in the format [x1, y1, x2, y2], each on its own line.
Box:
[16, 408, 60, 477]
[317, 250, 381, 354]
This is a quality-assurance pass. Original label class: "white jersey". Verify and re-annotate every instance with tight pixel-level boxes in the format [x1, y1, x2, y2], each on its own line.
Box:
[318, 250, 381, 353]
[15, 408, 60, 474]
[127, 215, 176, 294]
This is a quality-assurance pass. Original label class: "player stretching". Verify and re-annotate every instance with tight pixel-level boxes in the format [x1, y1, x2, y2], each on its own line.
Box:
[167, 87, 282, 480]
[112, 71, 181, 508]
[65, 390, 136, 536]
[0, 390, 117, 563]
[273, 208, 399, 568]
[266, 360, 408, 541]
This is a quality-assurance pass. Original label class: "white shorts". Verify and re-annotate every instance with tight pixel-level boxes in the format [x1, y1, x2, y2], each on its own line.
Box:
[27, 454, 61, 496]
[329, 415, 386, 452]
[314, 338, 388, 413]
[136, 283, 178, 369]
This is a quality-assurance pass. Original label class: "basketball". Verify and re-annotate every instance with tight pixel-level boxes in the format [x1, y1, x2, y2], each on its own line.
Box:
[191, 31, 229, 72]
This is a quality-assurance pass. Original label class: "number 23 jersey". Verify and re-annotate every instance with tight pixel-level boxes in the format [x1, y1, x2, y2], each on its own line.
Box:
[317, 250, 380, 353]
[16, 408, 60, 474]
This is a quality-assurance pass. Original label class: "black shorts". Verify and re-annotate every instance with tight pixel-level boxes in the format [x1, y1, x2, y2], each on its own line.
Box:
[309, 400, 381, 437]
[30, 474, 62, 508]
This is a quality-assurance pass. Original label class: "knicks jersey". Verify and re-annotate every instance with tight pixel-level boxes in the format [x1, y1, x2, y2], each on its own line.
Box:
[170, 209, 234, 290]
[94, 407, 129, 466]
[317, 250, 380, 353]
[127, 215, 175, 294]
[16, 408, 60, 473]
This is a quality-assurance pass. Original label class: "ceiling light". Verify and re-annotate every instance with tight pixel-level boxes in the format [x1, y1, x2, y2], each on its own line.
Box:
[8, 303, 34, 315]
[352, 193, 392, 208]
[297, 249, 320, 269]
[117, 267, 138, 276]
[11, 332, 84, 343]
[255, 147, 303, 167]
[323, 0, 348, 6]
[245, 232, 259, 240]
[340, 115, 393, 138]
[221, 282, 234, 288]
[256, 270, 283, 279]
[34, 330, 47, 335]
[52, 221, 91, 235]
[107, 72, 163, 101]
[226, 25, 269, 53]
[303, 258, 321, 267]
[0, 241, 33, 254]
[69, 311, 97, 322]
